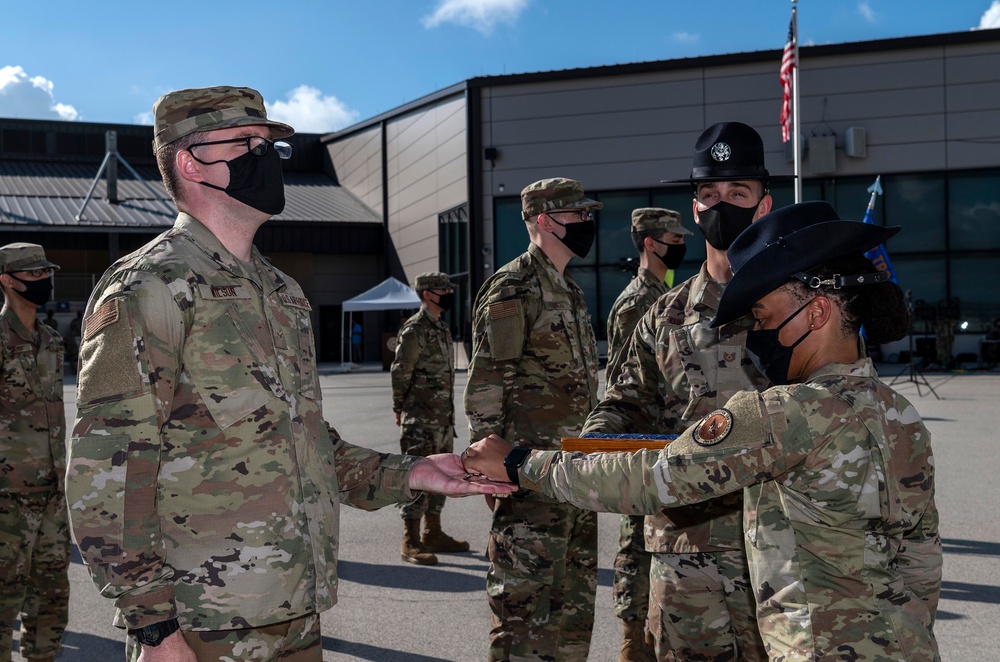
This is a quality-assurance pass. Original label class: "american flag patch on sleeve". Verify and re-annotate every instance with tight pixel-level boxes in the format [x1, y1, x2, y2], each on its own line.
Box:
[489, 300, 519, 320]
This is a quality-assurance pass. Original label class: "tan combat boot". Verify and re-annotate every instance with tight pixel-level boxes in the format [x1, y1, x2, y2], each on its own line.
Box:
[401, 519, 438, 565]
[421, 513, 470, 553]
[619, 619, 657, 662]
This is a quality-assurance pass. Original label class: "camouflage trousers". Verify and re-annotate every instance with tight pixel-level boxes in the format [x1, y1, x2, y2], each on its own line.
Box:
[648, 549, 766, 662]
[614, 514, 652, 622]
[0, 491, 71, 661]
[126, 613, 321, 662]
[400, 425, 452, 520]
[486, 495, 597, 661]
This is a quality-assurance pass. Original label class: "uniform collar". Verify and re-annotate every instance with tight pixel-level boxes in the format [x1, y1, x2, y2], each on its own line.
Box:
[175, 213, 285, 294]
[0, 305, 38, 344]
[801, 357, 875, 382]
[688, 261, 725, 313]
[527, 242, 574, 292]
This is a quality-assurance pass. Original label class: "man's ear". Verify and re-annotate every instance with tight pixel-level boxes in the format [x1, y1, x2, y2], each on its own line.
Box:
[176, 149, 205, 184]
[691, 198, 701, 225]
[756, 193, 773, 219]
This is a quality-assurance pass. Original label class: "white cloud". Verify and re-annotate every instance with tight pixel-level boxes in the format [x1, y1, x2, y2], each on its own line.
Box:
[266, 85, 360, 134]
[977, 0, 1000, 28]
[422, 0, 528, 36]
[134, 111, 154, 126]
[671, 31, 700, 44]
[0, 65, 79, 120]
[858, 1, 877, 23]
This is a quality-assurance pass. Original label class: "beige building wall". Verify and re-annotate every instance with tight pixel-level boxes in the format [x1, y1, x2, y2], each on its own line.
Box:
[326, 125, 384, 215]
[385, 94, 467, 285]
[326, 94, 469, 288]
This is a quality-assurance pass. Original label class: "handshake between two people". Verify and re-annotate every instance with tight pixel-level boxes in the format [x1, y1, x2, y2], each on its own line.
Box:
[407, 434, 516, 496]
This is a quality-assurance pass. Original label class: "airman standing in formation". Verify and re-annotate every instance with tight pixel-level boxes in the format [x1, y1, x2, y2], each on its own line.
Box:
[603, 208, 690, 661]
[465, 178, 602, 661]
[392, 271, 470, 565]
[584, 122, 786, 660]
[64, 85, 512, 662]
[0, 243, 71, 662]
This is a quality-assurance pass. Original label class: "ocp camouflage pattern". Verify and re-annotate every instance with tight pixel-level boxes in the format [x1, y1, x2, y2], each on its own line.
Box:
[391, 308, 455, 448]
[0, 307, 70, 658]
[522, 358, 942, 661]
[465, 242, 600, 661]
[67, 213, 418, 632]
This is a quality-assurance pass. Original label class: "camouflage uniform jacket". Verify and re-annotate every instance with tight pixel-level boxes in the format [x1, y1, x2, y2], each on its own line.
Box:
[583, 262, 767, 552]
[391, 308, 455, 431]
[604, 266, 669, 386]
[522, 359, 942, 661]
[0, 307, 65, 493]
[465, 243, 599, 453]
[68, 213, 418, 632]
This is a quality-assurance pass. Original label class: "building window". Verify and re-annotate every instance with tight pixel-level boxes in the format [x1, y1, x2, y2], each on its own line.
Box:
[438, 203, 469, 340]
[488, 168, 1000, 340]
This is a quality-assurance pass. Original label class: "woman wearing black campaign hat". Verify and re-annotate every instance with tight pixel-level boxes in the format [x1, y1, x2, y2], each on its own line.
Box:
[464, 200, 942, 661]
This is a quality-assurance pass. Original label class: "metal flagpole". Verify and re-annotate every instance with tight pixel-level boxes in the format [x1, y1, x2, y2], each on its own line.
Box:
[792, 0, 802, 203]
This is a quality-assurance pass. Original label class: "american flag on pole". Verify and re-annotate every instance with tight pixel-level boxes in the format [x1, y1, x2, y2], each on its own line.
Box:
[779, 18, 796, 142]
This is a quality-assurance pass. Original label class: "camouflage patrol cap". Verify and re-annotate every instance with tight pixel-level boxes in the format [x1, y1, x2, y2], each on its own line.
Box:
[152, 86, 294, 151]
[0, 243, 60, 273]
[631, 208, 692, 236]
[414, 272, 454, 292]
[521, 178, 603, 220]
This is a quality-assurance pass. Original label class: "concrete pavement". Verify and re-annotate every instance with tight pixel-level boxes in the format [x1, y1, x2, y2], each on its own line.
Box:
[22, 364, 1000, 660]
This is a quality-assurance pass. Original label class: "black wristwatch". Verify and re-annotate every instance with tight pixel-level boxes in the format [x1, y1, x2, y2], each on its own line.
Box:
[130, 618, 180, 647]
[503, 447, 532, 485]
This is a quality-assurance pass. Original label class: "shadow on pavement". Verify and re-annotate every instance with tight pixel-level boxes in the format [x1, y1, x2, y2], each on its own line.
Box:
[322, 636, 452, 661]
[940, 580, 1000, 605]
[941, 538, 1000, 556]
[15, 629, 122, 660]
[338, 559, 485, 592]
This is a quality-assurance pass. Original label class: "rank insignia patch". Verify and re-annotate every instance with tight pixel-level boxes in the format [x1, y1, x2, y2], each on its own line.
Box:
[694, 408, 734, 446]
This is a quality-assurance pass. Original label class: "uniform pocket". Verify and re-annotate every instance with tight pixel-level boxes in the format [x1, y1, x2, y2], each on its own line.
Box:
[186, 305, 275, 430]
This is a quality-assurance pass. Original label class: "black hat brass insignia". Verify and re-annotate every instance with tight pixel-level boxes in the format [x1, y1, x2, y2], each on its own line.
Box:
[694, 409, 734, 446]
[710, 142, 731, 162]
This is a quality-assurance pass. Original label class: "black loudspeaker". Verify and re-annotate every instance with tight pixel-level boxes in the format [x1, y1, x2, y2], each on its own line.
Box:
[915, 338, 937, 363]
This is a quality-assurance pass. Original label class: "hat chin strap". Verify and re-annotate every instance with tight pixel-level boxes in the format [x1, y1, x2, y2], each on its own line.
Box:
[791, 271, 890, 290]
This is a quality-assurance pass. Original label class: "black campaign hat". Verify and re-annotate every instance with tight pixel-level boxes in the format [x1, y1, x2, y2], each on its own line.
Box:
[662, 122, 796, 185]
[710, 201, 901, 328]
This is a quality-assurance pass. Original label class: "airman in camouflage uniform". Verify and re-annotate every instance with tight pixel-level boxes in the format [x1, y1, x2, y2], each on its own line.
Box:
[465, 178, 602, 661]
[392, 272, 469, 565]
[0, 243, 70, 662]
[584, 123, 784, 661]
[604, 208, 690, 661]
[466, 201, 942, 662]
[65, 85, 513, 662]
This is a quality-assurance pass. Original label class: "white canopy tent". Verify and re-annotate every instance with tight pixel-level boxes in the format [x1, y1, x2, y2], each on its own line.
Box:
[340, 277, 421, 365]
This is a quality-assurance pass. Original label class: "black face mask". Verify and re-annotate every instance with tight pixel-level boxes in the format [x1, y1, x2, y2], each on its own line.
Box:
[431, 291, 455, 312]
[549, 218, 596, 258]
[10, 274, 53, 307]
[745, 298, 814, 386]
[651, 239, 687, 271]
[199, 148, 286, 216]
[697, 200, 760, 251]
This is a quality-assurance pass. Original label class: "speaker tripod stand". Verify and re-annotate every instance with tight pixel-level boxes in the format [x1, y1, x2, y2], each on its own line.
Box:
[889, 305, 940, 399]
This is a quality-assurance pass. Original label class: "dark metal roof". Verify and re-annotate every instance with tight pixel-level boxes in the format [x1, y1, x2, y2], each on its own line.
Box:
[0, 161, 381, 229]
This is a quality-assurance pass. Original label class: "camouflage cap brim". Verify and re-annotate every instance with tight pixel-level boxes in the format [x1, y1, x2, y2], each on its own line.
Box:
[152, 86, 295, 151]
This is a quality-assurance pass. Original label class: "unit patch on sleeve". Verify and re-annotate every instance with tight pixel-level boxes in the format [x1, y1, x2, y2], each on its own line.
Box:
[693, 408, 734, 446]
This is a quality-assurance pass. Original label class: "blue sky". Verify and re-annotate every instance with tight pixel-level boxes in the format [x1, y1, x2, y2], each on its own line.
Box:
[2, 0, 999, 133]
